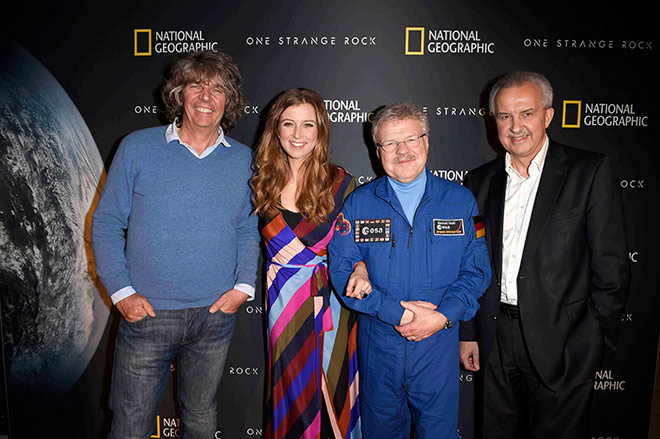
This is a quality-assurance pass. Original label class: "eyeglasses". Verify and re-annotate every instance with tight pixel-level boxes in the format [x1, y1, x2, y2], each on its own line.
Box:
[376, 133, 427, 152]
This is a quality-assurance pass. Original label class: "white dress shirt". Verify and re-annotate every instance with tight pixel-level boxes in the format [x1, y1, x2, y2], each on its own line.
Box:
[500, 137, 549, 305]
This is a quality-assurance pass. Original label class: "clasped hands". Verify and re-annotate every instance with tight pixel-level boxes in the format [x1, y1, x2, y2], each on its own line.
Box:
[396, 301, 448, 342]
[345, 262, 447, 341]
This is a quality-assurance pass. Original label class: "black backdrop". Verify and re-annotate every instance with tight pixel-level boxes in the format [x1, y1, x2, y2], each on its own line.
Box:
[1, 1, 657, 438]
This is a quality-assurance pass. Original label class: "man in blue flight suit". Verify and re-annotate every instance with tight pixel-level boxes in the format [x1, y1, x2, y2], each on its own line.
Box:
[328, 102, 491, 439]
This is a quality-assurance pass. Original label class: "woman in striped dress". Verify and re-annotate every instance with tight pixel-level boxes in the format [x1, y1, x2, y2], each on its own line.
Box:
[251, 88, 363, 439]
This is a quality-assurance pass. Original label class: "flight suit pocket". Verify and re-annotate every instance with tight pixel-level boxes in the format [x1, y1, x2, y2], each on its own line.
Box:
[426, 222, 464, 287]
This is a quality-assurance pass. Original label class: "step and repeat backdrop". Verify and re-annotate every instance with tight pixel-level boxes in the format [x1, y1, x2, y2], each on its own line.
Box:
[1, 1, 656, 438]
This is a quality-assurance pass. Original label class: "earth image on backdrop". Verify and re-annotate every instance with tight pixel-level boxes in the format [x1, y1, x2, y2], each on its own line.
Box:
[0, 42, 109, 395]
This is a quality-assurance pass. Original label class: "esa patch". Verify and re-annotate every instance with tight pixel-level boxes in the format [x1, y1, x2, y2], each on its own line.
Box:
[335, 213, 351, 235]
[354, 219, 391, 242]
[433, 219, 464, 235]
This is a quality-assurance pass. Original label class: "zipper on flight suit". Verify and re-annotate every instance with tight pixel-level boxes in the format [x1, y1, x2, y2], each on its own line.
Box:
[403, 197, 429, 388]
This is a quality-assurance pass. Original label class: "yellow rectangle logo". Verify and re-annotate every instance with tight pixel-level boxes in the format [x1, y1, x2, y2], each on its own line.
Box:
[150, 415, 161, 438]
[134, 29, 152, 56]
[405, 27, 425, 55]
[562, 100, 582, 128]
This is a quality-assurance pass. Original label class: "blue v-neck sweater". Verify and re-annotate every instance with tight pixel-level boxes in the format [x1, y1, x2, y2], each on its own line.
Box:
[92, 126, 259, 310]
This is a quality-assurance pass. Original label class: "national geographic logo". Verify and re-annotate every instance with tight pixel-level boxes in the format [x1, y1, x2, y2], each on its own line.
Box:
[134, 29, 152, 56]
[405, 27, 425, 55]
[430, 169, 468, 183]
[151, 416, 223, 438]
[134, 29, 219, 56]
[324, 99, 373, 123]
[561, 101, 582, 128]
[561, 100, 649, 128]
[594, 369, 626, 391]
[405, 27, 495, 55]
[151, 416, 179, 438]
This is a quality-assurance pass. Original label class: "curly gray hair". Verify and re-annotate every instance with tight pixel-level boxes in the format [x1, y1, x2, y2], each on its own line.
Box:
[161, 50, 246, 133]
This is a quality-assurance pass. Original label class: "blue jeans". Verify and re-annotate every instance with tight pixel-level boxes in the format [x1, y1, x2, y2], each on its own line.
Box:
[108, 307, 236, 439]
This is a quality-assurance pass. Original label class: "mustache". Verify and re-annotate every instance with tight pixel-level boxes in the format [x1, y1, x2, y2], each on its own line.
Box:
[393, 154, 417, 164]
[507, 130, 530, 138]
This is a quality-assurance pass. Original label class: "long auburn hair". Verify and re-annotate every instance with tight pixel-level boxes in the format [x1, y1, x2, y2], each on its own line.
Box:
[251, 88, 337, 224]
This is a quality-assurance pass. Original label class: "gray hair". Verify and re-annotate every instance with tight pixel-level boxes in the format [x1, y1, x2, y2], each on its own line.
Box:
[488, 71, 553, 113]
[371, 102, 429, 144]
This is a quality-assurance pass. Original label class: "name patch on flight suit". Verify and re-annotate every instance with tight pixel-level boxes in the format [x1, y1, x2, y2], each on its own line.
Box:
[354, 219, 391, 242]
[433, 219, 464, 235]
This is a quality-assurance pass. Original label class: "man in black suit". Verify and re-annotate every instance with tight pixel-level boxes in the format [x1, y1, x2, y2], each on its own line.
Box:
[459, 71, 629, 438]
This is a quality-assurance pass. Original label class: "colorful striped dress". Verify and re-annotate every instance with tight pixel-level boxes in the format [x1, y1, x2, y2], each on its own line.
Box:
[260, 169, 361, 439]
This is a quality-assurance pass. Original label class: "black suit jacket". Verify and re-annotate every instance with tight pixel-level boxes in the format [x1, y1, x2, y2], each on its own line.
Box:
[460, 140, 629, 391]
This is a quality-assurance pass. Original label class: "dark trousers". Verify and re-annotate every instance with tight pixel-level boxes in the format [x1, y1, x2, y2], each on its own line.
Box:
[481, 306, 593, 439]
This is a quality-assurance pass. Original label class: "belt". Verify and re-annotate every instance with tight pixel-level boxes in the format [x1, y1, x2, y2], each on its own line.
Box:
[269, 256, 327, 269]
[499, 302, 520, 320]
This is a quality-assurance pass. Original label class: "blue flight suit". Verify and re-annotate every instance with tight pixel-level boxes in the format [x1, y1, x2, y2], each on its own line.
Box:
[328, 168, 490, 439]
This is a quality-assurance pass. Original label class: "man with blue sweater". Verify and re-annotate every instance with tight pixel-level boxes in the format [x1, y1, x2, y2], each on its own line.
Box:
[92, 50, 258, 439]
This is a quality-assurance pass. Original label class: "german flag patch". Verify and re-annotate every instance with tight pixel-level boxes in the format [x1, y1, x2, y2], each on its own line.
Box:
[473, 215, 485, 239]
